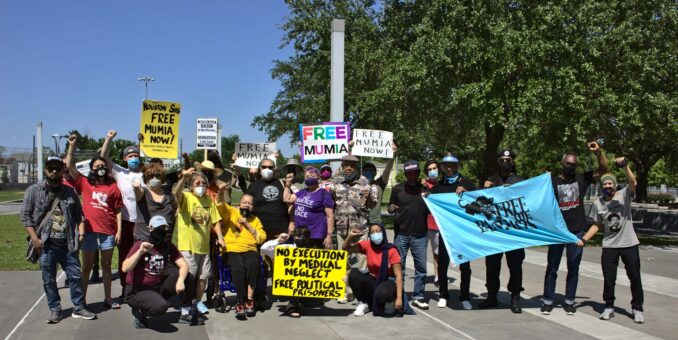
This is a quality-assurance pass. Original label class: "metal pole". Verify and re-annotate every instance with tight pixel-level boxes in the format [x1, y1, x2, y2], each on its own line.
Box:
[330, 19, 345, 172]
[36, 122, 43, 182]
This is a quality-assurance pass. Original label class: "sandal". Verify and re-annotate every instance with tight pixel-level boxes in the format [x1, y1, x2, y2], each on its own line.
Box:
[283, 304, 301, 318]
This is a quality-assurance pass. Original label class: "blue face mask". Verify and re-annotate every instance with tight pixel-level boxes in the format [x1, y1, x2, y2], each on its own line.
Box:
[427, 169, 438, 179]
[602, 187, 614, 197]
[344, 172, 356, 181]
[369, 232, 383, 245]
[127, 157, 140, 170]
[444, 172, 460, 184]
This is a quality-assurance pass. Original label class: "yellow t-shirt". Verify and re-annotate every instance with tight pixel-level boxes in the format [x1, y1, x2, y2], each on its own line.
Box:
[221, 205, 266, 253]
[176, 191, 222, 254]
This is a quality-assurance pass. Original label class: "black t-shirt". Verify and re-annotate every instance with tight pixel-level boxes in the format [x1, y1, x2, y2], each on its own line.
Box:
[388, 183, 429, 236]
[487, 173, 524, 187]
[429, 177, 477, 195]
[246, 179, 289, 236]
[551, 171, 593, 232]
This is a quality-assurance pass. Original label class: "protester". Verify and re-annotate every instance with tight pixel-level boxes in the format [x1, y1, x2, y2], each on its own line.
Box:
[282, 158, 304, 194]
[331, 154, 376, 303]
[430, 153, 476, 309]
[344, 223, 414, 317]
[66, 135, 123, 309]
[422, 160, 440, 287]
[21, 156, 96, 323]
[219, 194, 266, 319]
[388, 160, 429, 309]
[173, 167, 224, 315]
[361, 142, 397, 225]
[260, 233, 294, 260]
[122, 216, 200, 328]
[246, 158, 290, 241]
[589, 158, 645, 323]
[207, 150, 238, 205]
[101, 130, 145, 294]
[318, 164, 333, 190]
[478, 150, 525, 313]
[133, 161, 177, 242]
[541, 141, 608, 315]
[285, 166, 335, 249]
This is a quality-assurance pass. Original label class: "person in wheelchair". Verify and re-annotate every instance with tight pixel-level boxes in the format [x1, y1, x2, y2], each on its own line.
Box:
[218, 194, 267, 319]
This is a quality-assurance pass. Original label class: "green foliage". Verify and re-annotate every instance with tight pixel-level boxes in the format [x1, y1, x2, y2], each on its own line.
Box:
[647, 193, 675, 205]
[66, 129, 135, 165]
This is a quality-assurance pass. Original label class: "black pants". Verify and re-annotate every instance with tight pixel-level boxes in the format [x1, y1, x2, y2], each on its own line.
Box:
[485, 248, 525, 295]
[348, 269, 396, 305]
[288, 238, 325, 308]
[226, 251, 260, 302]
[438, 234, 471, 300]
[125, 266, 195, 317]
[602, 245, 644, 311]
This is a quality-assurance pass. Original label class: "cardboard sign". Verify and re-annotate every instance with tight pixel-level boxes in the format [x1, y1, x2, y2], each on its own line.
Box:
[272, 247, 347, 298]
[351, 129, 394, 158]
[139, 100, 181, 158]
[299, 122, 350, 163]
[196, 118, 219, 150]
[235, 143, 277, 168]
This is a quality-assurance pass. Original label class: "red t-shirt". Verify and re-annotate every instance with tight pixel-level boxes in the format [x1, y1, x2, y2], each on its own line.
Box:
[126, 240, 182, 287]
[62, 176, 81, 194]
[357, 240, 401, 278]
[77, 175, 123, 235]
[424, 180, 439, 230]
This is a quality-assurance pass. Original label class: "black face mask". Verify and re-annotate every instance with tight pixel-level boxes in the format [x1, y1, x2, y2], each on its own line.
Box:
[499, 162, 512, 173]
[95, 167, 108, 177]
[149, 229, 166, 246]
[562, 165, 576, 178]
[240, 208, 252, 218]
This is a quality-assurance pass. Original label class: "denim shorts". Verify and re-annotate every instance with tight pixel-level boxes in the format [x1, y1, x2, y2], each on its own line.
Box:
[81, 232, 116, 251]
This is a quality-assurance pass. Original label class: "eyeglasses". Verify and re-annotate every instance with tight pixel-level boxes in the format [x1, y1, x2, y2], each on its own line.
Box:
[261, 165, 274, 170]
[46, 167, 62, 173]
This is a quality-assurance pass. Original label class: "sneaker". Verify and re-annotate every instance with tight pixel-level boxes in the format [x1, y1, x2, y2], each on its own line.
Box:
[72, 308, 97, 320]
[599, 308, 615, 320]
[131, 308, 146, 329]
[353, 302, 370, 317]
[478, 295, 498, 309]
[437, 298, 447, 308]
[46, 310, 63, 324]
[461, 300, 472, 310]
[540, 303, 554, 315]
[510, 293, 522, 314]
[412, 299, 429, 310]
[89, 271, 101, 283]
[245, 299, 256, 317]
[179, 312, 205, 325]
[235, 303, 247, 319]
[337, 296, 350, 304]
[563, 302, 576, 315]
[632, 309, 645, 324]
[195, 301, 209, 314]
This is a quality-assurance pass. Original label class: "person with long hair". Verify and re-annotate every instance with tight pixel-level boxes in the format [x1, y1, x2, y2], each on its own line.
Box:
[66, 136, 123, 309]
[133, 162, 177, 242]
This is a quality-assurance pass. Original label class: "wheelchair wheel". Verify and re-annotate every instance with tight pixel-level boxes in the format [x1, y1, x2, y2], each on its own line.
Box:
[213, 292, 227, 313]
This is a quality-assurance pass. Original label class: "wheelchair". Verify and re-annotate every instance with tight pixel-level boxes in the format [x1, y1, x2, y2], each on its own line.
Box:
[211, 252, 271, 313]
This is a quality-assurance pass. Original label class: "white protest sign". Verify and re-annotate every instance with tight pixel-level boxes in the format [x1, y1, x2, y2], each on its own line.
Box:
[75, 160, 90, 177]
[299, 122, 350, 163]
[351, 129, 394, 159]
[196, 118, 219, 150]
[235, 143, 277, 168]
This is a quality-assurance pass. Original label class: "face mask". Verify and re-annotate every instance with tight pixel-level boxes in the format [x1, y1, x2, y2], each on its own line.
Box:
[444, 172, 460, 185]
[602, 187, 614, 197]
[562, 165, 576, 178]
[304, 177, 319, 187]
[344, 172, 356, 181]
[193, 186, 206, 197]
[363, 171, 375, 181]
[149, 228, 166, 246]
[205, 172, 215, 183]
[127, 157, 140, 170]
[321, 170, 332, 180]
[240, 208, 252, 218]
[46, 176, 62, 186]
[427, 169, 438, 179]
[369, 232, 384, 245]
[148, 177, 162, 188]
[499, 162, 512, 173]
[261, 168, 274, 180]
[95, 167, 107, 177]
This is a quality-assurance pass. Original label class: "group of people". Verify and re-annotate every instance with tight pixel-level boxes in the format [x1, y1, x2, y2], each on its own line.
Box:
[22, 129, 646, 329]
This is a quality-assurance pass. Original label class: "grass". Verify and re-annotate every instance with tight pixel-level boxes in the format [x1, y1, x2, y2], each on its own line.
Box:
[0, 214, 40, 270]
[0, 190, 23, 202]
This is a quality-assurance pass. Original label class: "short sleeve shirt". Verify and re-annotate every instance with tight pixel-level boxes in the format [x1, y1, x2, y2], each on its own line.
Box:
[293, 188, 334, 239]
[552, 171, 593, 233]
[176, 191, 222, 254]
[332, 176, 374, 235]
[589, 186, 639, 248]
[357, 240, 401, 278]
[246, 179, 289, 236]
[112, 163, 145, 222]
[388, 183, 428, 236]
[126, 240, 182, 287]
[78, 175, 123, 235]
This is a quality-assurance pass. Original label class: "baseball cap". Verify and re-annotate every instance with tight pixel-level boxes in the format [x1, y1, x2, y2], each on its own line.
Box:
[497, 149, 515, 159]
[123, 146, 140, 157]
[45, 156, 64, 167]
[440, 152, 459, 164]
[148, 216, 169, 230]
[404, 160, 420, 172]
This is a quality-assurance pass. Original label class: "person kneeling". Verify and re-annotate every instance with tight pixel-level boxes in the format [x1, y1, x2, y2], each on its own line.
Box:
[219, 194, 267, 320]
[344, 223, 414, 317]
[122, 216, 200, 328]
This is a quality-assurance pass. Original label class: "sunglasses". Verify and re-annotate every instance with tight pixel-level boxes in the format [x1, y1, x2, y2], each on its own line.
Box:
[261, 165, 274, 170]
[46, 167, 62, 173]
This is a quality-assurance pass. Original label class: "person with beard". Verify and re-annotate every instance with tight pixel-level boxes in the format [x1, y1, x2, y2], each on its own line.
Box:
[541, 141, 608, 315]
[388, 160, 429, 309]
[478, 150, 526, 313]
[422, 160, 440, 288]
[246, 158, 289, 241]
[101, 130, 145, 295]
[218, 194, 266, 319]
[22, 156, 97, 323]
[65, 135, 123, 309]
[589, 158, 645, 323]
[122, 216, 198, 328]
[430, 153, 477, 310]
[344, 223, 415, 317]
[132, 162, 177, 242]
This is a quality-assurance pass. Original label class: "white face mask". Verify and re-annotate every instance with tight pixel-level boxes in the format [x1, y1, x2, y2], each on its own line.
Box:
[148, 177, 162, 188]
[260, 168, 274, 180]
[193, 187, 206, 197]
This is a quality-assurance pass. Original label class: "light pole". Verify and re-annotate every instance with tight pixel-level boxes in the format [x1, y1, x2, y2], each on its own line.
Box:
[51, 133, 65, 156]
[137, 76, 155, 99]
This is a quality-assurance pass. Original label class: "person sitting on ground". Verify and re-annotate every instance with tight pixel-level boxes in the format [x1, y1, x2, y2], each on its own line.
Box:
[122, 216, 199, 328]
[218, 194, 267, 319]
[344, 223, 414, 317]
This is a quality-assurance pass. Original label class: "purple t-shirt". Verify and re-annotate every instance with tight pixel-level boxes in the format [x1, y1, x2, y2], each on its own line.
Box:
[293, 188, 334, 239]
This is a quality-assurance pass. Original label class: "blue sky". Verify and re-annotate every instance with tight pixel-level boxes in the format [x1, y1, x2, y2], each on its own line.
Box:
[0, 1, 298, 157]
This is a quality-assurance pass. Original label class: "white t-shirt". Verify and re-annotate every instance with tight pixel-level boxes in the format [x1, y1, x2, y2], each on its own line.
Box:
[112, 163, 145, 222]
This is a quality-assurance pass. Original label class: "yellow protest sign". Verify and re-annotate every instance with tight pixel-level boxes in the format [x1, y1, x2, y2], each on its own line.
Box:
[272, 247, 347, 298]
[139, 100, 181, 158]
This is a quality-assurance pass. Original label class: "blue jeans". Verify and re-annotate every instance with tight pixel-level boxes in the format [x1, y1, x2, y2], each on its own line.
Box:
[394, 234, 428, 301]
[542, 231, 584, 303]
[40, 245, 85, 312]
